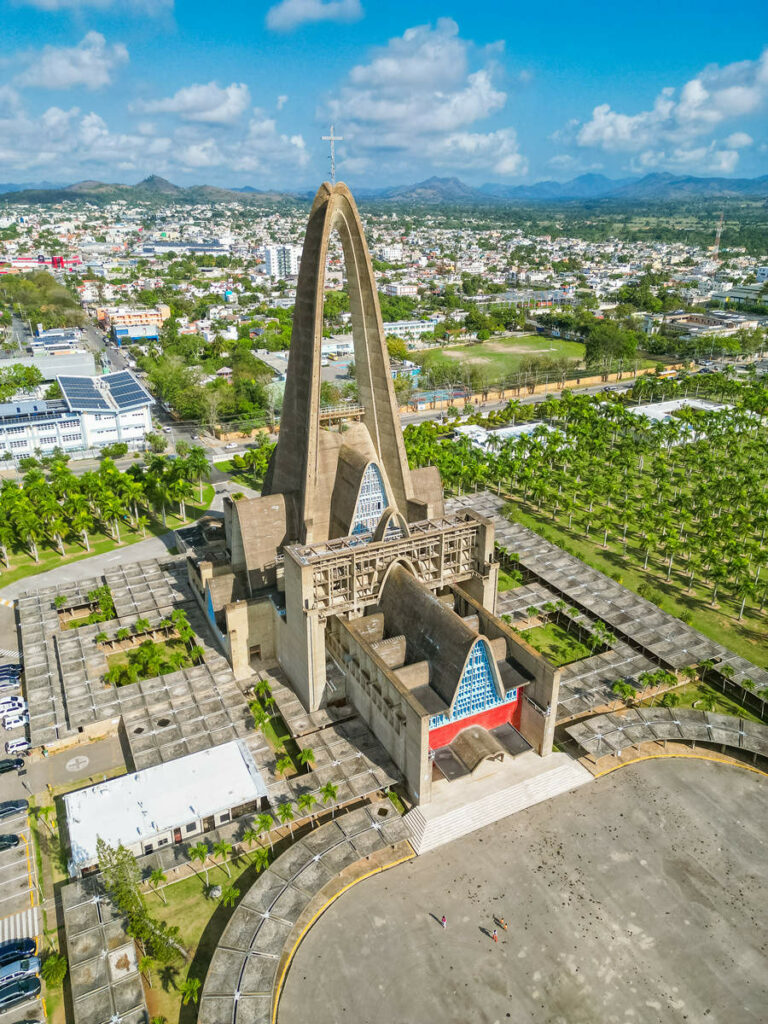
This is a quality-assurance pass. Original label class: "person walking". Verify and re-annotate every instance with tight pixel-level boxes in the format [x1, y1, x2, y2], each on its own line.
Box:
[492, 928, 498, 943]
[441, 915, 447, 929]
[499, 917, 508, 931]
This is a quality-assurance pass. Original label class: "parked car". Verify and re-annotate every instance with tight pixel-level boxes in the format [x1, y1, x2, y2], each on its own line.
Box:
[0, 976, 41, 1011]
[0, 757, 23, 775]
[0, 664, 22, 676]
[5, 739, 30, 755]
[0, 940, 35, 969]
[0, 957, 40, 985]
[0, 681, 21, 695]
[0, 697, 26, 714]
[3, 714, 29, 731]
[0, 800, 28, 822]
[0, 835, 20, 851]
[225, 442, 238, 449]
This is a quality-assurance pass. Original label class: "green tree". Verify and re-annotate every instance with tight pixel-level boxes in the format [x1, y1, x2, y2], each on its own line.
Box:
[213, 839, 233, 878]
[149, 868, 167, 904]
[179, 977, 201, 1005]
[41, 952, 68, 987]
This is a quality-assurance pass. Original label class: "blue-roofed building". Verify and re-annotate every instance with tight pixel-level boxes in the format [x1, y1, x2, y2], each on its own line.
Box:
[0, 371, 153, 460]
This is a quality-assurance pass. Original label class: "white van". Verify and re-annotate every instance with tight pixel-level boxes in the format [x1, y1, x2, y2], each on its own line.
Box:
[0, 697, 25, 713]
[5, 739, 29, 755]
[3, 714, 28, 731]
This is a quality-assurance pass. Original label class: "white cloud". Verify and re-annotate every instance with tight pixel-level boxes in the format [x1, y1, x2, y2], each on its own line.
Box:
[0, 93, 306, 181]
[136, 82, 251, 124]
[324, 19, 525, 179]
[15, 32, 129, 91]
[266, 0, 362, 32]
[15, 0, 171, 12]
[572, 48, 768, 174]
[725, 131, 753, 148]
[277, 94, 288, 110]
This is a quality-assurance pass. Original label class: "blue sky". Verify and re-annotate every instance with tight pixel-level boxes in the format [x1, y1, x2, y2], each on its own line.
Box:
[1, 0, 766, 187]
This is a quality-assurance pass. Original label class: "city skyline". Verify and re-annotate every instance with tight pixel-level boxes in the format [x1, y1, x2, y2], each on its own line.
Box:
[0, 2, 767, 187]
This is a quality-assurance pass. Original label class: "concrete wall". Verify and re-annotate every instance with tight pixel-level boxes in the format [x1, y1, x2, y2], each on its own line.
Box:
[330, 616, 431, 805]
[452, 585, 560, 756]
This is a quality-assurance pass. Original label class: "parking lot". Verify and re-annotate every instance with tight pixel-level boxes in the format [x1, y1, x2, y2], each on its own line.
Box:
[0, 803, 38, 944]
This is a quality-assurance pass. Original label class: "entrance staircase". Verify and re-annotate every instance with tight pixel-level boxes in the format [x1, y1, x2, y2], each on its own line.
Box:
[404, 753, 592, 855]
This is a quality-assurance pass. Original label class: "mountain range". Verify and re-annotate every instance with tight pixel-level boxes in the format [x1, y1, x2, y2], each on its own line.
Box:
[1, 172, 767, 205]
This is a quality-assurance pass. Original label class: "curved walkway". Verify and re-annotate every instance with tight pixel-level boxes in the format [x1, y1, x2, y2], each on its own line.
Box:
[566, 706, 768, 760]
[198, 802, 413, 1024]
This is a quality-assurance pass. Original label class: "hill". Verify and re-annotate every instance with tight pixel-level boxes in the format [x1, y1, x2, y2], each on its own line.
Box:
[1, 172, 767, 206]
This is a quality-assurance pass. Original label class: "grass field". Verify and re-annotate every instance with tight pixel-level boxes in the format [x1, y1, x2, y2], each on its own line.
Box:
[521, 621, 593, 666]
[506, 502, 768, 669]
[415, 335, 585, 384]
[639, 680, 763, 723]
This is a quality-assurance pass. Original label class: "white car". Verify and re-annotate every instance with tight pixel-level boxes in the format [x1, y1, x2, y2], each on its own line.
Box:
[0, 681, 20, 695]
[5, 739, 29, 755]
[3, 714, 28, 731]
[0, 697, 25, 714]
[225, 442, 238, 450]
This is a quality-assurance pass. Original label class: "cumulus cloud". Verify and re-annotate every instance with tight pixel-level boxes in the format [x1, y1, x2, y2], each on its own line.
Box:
[266, 0, 362, 32]
[572, 48, 768, 173]
[15, 32, 129, 90]
[136, 82, 251, 124]
[277, 94, 288, 110]
[324, 19, 525, 179]
[0, 92, 308, 181]
[725, 131, 753, 148]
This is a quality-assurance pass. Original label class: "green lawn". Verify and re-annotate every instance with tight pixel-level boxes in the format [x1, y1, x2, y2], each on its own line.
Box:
[640, 681, 763, 724]
[214, 459, 263, 490]
[145, 852, 272, 1024]
[497, 568, 521, 592]
[521, 621, 594, 666]
[506, 502, 768, 669]
[0, 482, 214, 591]
[415, 335, 586, 385]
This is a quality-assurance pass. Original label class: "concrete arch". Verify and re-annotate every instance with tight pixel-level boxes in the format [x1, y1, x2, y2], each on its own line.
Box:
[378, 554, 419, 595]
[373, 507, 410, 542]
[265, 182, 413, 541]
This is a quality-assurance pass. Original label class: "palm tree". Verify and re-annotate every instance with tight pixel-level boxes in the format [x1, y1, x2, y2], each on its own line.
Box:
[136, 514, 151, 538]
[276, 755, 293, 778]
[253, 846, 270, 873]
[255, 679, 272, 701]
[149, 868, 167, 904]
[241, 827, 259, 858]
[297, 747, 315, 770]
[277, 800, 295, 837]
[297, 792, 317, 824]
[138, 955, 154, 988]
[251, 703, 269, 731]
[188, 842, 209, 883]
[134, 617, 151, 634]
[212, 839, 233, 877]
[256, 812, 275, 851]
[179, 977, 201, 1006]
[320, 781, 338, 818]
[219, 884, 240, 908]
[186, 446, 210, 502]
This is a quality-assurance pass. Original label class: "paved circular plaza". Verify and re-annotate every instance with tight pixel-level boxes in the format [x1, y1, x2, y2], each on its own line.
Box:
[279, 759, 768, 1024]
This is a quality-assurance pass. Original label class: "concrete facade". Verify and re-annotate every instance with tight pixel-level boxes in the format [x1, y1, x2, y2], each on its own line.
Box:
[186, 182, 546, 806]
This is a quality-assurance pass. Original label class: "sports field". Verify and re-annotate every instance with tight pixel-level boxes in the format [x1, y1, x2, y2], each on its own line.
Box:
[416, 334, 585, 383]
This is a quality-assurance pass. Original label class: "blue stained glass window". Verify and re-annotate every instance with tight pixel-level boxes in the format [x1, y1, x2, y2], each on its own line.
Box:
[351, 462, 388, 535]
[428, 642, 517, 731]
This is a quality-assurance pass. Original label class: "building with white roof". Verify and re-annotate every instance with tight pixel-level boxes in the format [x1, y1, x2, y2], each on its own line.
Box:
[64, 740, 269, 875]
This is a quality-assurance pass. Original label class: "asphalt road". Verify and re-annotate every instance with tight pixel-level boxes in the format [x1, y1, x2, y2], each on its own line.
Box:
[280, 758, 768, 1024]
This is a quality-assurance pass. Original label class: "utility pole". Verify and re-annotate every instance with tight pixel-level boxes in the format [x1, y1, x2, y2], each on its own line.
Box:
[322, 124, 344, 185]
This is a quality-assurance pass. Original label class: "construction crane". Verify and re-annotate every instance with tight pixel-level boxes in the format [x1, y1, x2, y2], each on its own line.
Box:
[712, 211, 724, 259]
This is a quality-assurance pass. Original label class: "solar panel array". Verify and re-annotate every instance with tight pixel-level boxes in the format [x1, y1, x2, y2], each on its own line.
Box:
[104, 371, 151, 410]
[58, 376, 111, 412]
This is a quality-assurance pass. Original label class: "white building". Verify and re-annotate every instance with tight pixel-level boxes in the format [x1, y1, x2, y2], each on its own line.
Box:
[263, 244, 301, 278]
[0, 370, 153, 460]
[64, 740, 269, 875]
[382, 318, 439, 339]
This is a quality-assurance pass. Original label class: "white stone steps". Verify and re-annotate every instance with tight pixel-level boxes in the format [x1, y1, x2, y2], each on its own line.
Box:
[0, 905, 39, 942]
[405, 758, 592, 855]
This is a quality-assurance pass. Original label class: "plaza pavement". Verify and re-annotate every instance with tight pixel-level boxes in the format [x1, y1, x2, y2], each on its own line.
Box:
[279, 757, 768, 1024]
